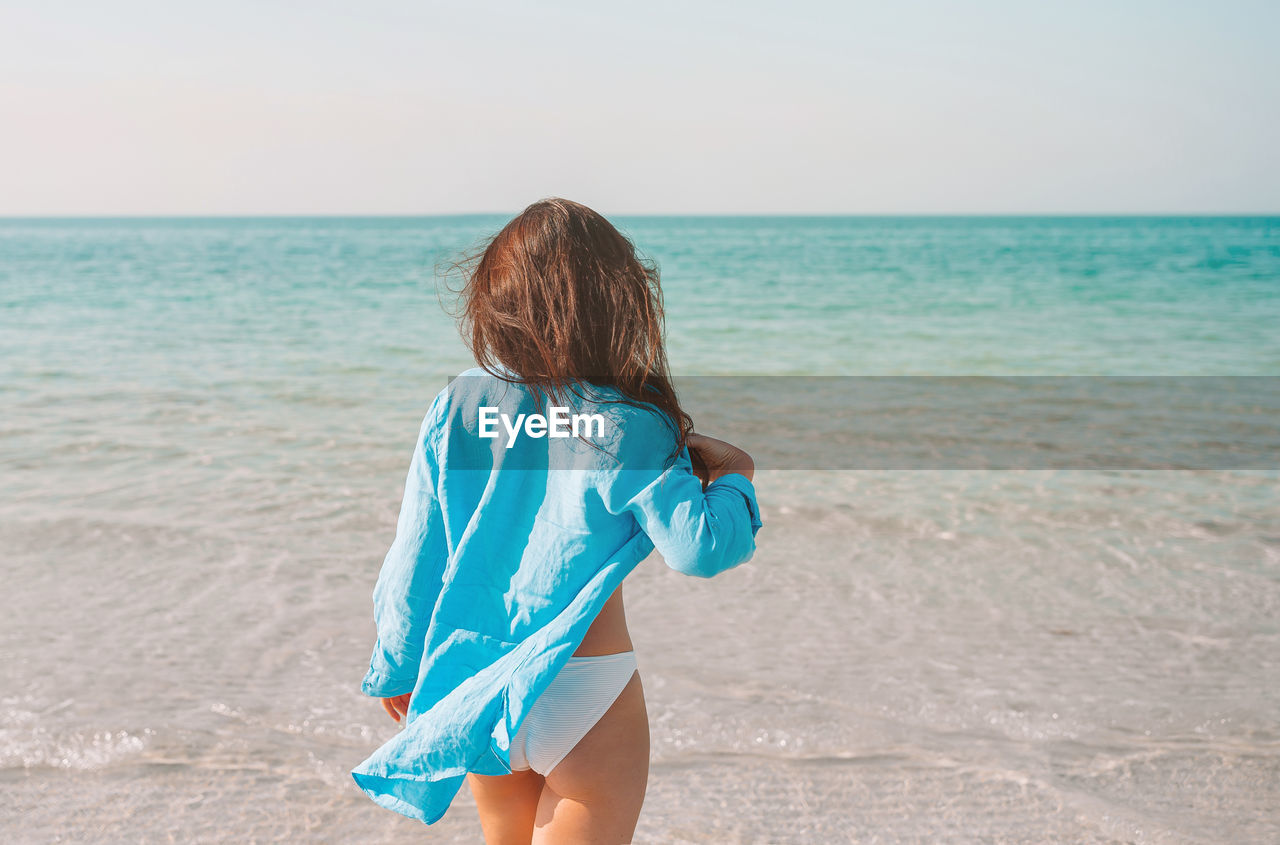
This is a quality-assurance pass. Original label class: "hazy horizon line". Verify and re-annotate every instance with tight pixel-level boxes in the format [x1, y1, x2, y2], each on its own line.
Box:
[2, 211, 1278, 220]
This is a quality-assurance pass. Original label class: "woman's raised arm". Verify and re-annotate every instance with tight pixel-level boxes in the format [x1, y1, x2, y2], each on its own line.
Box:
[600, 418, 762, 578]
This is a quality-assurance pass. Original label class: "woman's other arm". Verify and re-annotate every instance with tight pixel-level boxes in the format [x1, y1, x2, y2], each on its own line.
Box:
[361, 399, 449, 700]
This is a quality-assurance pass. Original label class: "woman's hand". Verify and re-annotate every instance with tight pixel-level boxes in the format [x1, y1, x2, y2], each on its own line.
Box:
[687, 434, 755, 486]
[381, 692, 412, 724]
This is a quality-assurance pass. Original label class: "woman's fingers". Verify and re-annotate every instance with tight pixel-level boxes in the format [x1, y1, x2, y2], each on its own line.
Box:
[686, 434, 718, 464]
[688, 434, 739, 468]
[687, 433, 755, 482]
[687, 433, 716, 451]
[378, 693, 412, 724]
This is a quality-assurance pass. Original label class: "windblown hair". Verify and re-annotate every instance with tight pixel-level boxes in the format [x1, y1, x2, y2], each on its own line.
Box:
[448, 197, 692, 455]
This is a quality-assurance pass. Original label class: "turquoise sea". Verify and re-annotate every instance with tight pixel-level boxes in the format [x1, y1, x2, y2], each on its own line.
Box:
[2, 217, 1278, 842]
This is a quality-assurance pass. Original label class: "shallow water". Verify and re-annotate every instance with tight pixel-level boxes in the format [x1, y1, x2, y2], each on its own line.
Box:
[2, 217, 1277, 842]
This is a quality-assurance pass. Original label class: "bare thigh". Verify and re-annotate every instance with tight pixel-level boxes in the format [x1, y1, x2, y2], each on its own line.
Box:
[533, 671, 650, 845]
[468, 768, 544, 845]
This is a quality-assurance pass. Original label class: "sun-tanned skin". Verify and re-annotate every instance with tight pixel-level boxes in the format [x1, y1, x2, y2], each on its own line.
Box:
[383, 434, 753, 844]
[469, 584, 648, 845]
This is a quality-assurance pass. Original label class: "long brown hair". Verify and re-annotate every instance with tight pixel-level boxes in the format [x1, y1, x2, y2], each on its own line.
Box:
[448, 197, 692, 455]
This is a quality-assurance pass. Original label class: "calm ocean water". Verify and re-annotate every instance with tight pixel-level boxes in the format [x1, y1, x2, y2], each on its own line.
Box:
[2, 217, 1278, 842]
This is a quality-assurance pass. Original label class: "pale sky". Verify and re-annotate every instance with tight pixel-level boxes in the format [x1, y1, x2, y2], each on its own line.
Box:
[1, 0, 1277, 215]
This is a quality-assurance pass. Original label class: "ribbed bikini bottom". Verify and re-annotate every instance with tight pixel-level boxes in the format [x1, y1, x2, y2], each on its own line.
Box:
[508, 650, 639, 775]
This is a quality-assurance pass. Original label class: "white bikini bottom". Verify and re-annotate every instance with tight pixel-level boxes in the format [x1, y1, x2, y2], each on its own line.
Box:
[508, 650, 639, 776]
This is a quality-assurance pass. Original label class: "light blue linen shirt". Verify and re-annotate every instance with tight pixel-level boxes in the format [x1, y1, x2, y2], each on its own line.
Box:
[350, 367, 763, 823]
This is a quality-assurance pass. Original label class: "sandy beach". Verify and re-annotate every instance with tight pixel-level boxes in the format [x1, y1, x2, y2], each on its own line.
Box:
[2, 216, 1277, 842]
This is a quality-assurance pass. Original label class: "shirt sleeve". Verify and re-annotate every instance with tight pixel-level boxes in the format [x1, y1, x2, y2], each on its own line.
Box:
[361, 396, 449, 698]
[600, 412, 763, 579]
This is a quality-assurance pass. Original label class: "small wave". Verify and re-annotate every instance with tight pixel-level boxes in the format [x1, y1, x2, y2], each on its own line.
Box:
[0, 697, 154, 771]
[0, 725, 155, 771]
